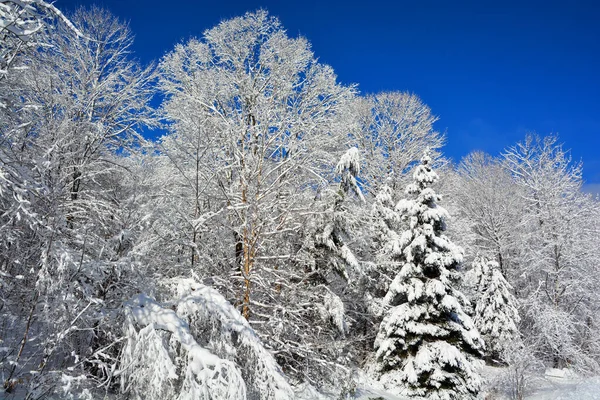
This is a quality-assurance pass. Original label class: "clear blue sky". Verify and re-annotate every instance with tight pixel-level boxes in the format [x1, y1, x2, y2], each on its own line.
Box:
[57, 0, 600, 186]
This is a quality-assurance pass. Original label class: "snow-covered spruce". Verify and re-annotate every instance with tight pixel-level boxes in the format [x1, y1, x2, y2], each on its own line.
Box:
[322, 147, 365, 272]
[372, 183, 402, 249]
[467, 256, 520, 363]
[374, 152, 484, 399]
[365, 183, 403, 316]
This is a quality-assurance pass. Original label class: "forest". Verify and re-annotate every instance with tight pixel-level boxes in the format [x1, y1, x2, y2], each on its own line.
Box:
[1, 2, 599, 399]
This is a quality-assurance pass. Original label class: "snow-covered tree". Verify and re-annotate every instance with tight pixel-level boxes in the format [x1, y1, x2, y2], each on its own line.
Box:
[451, 151, 525, 279]
[306, 147, 364, 280]
[158, 9, 354, 318]
[157, 10, 359, 384]
[0, 0, 81, 78]
[0, 7, 157, 394]
[503, 134, 600, 370]
[466, 256, 520, 363]
[354, 92, 445, 196]
[374, 152, 484, 399]
[447, 136, 600, 372]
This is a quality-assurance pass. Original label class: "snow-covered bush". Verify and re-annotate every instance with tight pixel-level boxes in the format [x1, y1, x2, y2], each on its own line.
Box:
[121, 293, 247, 400]
[170, 278, 294, 400]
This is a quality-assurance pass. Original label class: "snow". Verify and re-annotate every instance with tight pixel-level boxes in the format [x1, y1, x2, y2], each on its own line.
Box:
[322, 291, 347, 335]
[293, 368, 600, 400]
[293, 371, 413, 400]
[353, 386, 411, 400]
[124, 293, 247, 400]
[335, 147, 361, 177]
[3, 4, 599, 399]
[479, 366, 600, 400]
[527, 375, 600, 400]
[373, 152, 484, 399]
[336, 146, 365, 202]
[169, 278, 295, 400]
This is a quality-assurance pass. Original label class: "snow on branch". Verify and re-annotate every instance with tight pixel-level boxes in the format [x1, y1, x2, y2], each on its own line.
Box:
[336, 147, 365, 203]
[171, 278, 295, 400]
[0, 0, 83, 38]
[122, 293, 246, 400]
[335, 147, 361, 177]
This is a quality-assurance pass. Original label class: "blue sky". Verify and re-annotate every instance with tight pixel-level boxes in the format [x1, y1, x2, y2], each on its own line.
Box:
[57, 0, 600, 185]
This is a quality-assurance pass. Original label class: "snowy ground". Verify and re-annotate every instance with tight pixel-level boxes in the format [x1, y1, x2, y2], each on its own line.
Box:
[295, 367, 600, 400]
[514, 369, 600, 400]
[477, 366, 600, 400]
[295, 382, 408, 400]
[2, 366, 599, 399]
[526, 377, 600, 400]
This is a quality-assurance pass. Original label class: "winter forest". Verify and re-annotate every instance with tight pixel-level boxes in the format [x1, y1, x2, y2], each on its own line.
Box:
[1, 2, 600, 399]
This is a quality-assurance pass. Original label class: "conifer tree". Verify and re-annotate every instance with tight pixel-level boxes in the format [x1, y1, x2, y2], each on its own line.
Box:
[468, 256, 521, 363]
[366, 183, 402, 306]
[374, 152, 484, 399]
